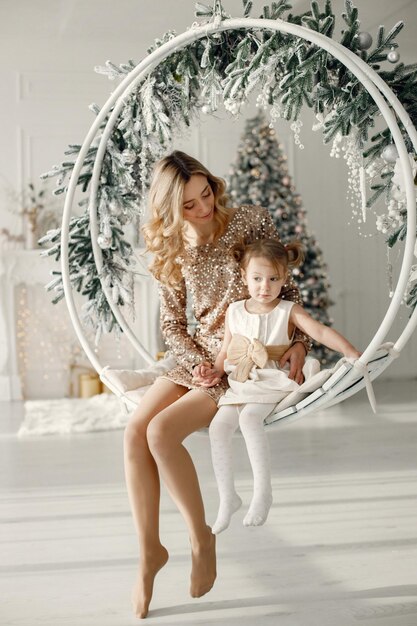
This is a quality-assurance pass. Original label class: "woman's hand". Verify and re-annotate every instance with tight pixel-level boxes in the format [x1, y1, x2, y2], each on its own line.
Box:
[279, 342, 307, 385]
[192, 362, 223, 388]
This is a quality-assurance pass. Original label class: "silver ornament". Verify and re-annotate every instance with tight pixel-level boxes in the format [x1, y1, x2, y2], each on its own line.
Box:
[97, 234, 112, 249]
[381, 144, 399, 163]
[201, 104, 210, 114]
[357, 31, 373, 50]
[387, 49, 400, 63]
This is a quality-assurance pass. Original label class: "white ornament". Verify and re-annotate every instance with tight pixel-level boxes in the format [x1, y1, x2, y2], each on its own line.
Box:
[359, 166, 367, 222]
[224, 99, 240, 115]
[290, 119, 304, 148]
[387, 48, 400, 63]
[256, 92, 268, 109]
[312, 113, 325, 132]
[201, 104, 210, 114]
[97, 234, 112, 249]
[381, 144, 399, 163]
[109, 201, 122, 216]
[270, 103, 282, 121]
[391, 154, 417, 199]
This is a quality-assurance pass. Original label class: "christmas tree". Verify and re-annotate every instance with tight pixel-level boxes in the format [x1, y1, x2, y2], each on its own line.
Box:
[227, 112, 336, 365]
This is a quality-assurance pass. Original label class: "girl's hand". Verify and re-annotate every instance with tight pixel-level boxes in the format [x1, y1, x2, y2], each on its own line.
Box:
[279, 342, 307, 385]
[193, 362, 213, 380]
[192, 362, 223, 387]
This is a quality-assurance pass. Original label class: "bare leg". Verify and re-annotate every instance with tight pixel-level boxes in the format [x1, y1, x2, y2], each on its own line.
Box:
[124, 378, 188, 618]
[146, 389, 218, 598]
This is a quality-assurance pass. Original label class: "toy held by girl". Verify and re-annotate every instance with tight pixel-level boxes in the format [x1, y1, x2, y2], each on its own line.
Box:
[195, 238, 361, 535]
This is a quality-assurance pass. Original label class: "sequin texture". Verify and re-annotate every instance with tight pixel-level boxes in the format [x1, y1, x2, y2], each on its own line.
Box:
[158, 205, 309, 402]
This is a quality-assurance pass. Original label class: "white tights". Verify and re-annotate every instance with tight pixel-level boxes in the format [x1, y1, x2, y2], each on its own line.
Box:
[209, 402, 276, 535]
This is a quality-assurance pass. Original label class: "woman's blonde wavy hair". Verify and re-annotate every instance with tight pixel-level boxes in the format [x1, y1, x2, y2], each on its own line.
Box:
[142, 151, 230, 287]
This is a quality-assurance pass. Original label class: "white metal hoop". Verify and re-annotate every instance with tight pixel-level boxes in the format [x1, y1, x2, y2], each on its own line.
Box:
[60, 17, 417, 411]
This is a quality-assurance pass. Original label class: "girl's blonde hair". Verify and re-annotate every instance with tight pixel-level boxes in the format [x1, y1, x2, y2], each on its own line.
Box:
[142, 151, 229, 286]
[233, 238, 305, 277]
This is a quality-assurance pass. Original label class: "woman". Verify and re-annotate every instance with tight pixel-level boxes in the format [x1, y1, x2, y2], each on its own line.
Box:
[124, 151, 310, 618]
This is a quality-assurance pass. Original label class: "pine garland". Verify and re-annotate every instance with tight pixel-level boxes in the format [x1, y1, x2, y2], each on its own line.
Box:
[40, 0, 417, 337]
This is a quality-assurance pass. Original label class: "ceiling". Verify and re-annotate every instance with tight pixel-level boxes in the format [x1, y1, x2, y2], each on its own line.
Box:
[2, 0, 416, 48]
[0, 0, 415, 75]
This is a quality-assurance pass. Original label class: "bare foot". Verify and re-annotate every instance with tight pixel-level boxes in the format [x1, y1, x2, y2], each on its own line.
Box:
[132, 545, 169, 619]
[190, 526, 217, 598]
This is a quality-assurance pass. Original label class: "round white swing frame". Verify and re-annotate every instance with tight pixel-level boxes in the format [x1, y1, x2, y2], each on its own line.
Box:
[61, 17, 417, 424]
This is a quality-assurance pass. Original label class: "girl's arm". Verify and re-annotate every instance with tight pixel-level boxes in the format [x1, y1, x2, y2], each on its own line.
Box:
[289, 304, 361, 359]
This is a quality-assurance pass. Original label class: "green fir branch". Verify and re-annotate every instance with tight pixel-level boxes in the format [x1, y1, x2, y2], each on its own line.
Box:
[40, 0, 417, 330]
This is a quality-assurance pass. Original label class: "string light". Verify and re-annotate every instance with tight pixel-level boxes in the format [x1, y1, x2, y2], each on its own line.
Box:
[14, 283, 136, 398]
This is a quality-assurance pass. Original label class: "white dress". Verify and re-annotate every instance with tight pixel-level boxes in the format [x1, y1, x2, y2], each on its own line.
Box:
[219, 299, 320, 406]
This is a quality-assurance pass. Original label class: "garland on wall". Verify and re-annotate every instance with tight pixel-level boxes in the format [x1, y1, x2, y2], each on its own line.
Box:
[39, 0, 417, 341]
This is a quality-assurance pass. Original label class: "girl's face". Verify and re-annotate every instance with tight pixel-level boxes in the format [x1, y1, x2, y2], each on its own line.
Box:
[241, 256, 287, 305]
[182, 174, 215, 225]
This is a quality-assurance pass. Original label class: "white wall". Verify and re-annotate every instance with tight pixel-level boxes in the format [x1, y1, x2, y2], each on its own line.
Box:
[1, 0, 416, 391]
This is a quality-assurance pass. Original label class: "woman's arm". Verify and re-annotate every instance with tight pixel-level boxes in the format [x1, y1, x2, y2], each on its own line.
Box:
[193, 310, 232, 387]
[212, 309, 232, 375]
[159, 280, 206, 372]
[290, 304, 361, 359]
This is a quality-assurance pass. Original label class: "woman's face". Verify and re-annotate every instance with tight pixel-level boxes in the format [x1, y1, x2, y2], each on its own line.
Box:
[182, 174, 215, 225]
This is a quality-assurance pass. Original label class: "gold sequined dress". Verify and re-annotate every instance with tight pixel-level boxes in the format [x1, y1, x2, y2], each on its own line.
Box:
[158, 205, 308, 403]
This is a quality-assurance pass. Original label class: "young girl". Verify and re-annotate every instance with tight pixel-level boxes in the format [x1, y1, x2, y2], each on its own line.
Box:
[124, 152, 310, 618]
[197, 238, 361, 535]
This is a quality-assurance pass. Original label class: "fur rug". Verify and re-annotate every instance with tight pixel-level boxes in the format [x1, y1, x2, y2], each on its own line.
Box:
[18, 393, 129, 436]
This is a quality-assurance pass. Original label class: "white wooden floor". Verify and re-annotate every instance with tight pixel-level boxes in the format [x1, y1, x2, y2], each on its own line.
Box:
[1, 379, 417, 626]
